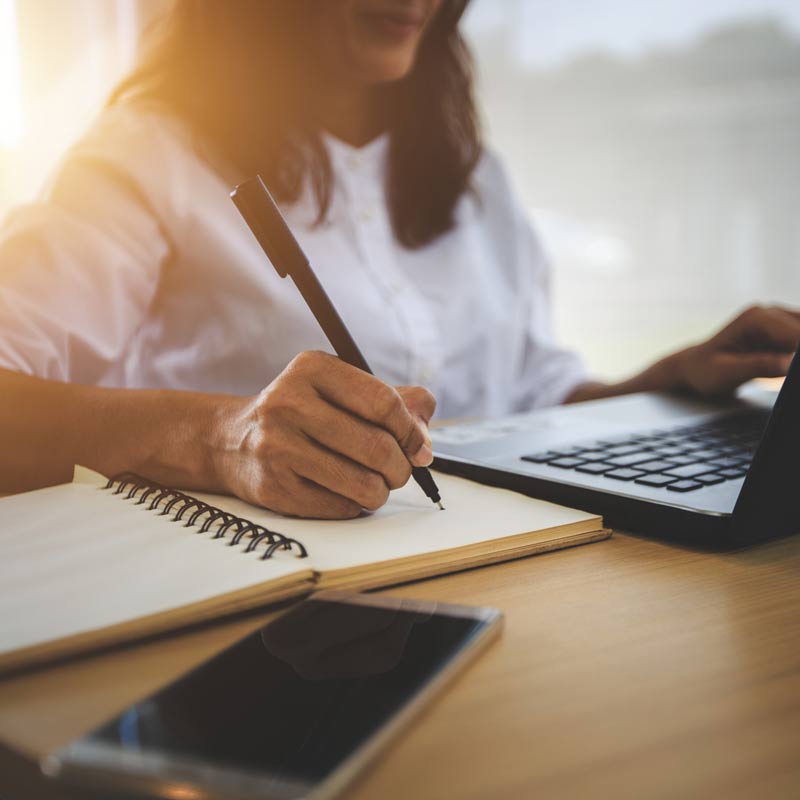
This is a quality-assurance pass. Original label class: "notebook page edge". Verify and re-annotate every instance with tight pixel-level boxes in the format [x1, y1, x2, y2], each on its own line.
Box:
[0, 570, 315, 676]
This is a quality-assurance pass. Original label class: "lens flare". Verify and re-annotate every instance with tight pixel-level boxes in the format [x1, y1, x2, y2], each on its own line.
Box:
[0, 0, 23, 147]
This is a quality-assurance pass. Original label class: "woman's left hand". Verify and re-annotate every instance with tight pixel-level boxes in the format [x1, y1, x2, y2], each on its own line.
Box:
[665, 305, 800, 396]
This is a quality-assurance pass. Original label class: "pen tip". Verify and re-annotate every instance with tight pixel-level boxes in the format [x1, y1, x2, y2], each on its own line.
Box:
[437, 501, 445, 511]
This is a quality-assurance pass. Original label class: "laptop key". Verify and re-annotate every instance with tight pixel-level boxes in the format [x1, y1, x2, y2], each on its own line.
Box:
[652, 445, 685, 457]
[697, 473, 726, 485]
[575, 462, 616, 475]
[635, 474, 678, 487]
[718, 468, 748, 479]
[684, 449, 725, 462]
[634, 459, 677, 473]
[606, 453, 657, 467]
[681, 441, 709, 452]
[521, 452, 557, 464]
[577, 451, 611, 462]
[666, 479, 704, 492]
[604, 444, 644, 457]
[711, 446, 739, 455]
[548, 457, 586, 469]
[665, 454, 695, 465]
[604, 468, 647, 481]
[665, 463, 717, 479]
[710, 455, 746, 468]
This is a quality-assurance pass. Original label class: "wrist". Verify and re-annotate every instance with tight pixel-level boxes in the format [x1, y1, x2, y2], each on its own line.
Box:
[643, 348, 697, 394]
[565, 349, 694, 404]
[132, 390, 249, 494]
[205, 393, 253, 496]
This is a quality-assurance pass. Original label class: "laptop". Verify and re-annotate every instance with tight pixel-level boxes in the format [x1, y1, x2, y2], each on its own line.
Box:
[431, 348, 800, 546]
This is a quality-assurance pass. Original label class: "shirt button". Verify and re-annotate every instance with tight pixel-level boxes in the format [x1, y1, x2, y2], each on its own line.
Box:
[360, 209, 373, 222]
[418, 367, 434, 383]
[347, 154, 360, 169]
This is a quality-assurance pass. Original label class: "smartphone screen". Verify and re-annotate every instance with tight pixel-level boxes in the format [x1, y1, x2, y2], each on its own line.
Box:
[56, 597, 496, 798]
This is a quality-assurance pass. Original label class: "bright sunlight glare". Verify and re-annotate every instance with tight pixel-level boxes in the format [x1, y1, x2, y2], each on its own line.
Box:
[0, 0, 23, 148]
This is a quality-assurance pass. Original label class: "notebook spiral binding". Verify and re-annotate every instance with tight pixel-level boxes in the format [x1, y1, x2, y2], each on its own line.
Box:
[102, 474, 308, 560]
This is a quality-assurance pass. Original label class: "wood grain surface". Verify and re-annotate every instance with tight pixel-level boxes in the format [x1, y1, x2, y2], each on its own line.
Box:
[1, 530, 799, 800]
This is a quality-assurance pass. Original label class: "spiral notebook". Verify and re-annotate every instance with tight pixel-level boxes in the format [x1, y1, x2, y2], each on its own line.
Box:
[0, 467, 609, 674]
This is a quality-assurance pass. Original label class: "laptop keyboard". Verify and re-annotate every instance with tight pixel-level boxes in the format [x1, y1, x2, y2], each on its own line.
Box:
[520, 410, 769, 493]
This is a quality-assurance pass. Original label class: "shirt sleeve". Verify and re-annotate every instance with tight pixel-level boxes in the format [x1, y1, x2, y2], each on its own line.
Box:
[493, 164, 586, 411]
[0, 109, 172, 384]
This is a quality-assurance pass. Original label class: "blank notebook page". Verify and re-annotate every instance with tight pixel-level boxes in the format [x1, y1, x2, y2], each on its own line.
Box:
[193, 471, 603, 581]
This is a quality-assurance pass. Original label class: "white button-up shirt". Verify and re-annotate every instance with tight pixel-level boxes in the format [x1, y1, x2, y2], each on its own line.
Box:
[0, 106, 585, 420]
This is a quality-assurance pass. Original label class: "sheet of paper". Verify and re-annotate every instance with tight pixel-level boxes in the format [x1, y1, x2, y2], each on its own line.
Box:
[193, 471, 601, 575]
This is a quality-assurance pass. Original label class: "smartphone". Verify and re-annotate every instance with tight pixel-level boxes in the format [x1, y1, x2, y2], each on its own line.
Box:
[42, 592, 502, 800]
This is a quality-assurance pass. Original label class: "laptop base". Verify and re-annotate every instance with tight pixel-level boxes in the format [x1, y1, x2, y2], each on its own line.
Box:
[432, 455, 736, 550]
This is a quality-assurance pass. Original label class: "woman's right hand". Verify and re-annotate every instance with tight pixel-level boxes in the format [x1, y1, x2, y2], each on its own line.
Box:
[214, 351, 436, 519]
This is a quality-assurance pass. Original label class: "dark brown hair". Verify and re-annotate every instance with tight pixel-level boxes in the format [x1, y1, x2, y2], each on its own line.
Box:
[110, 1, 481, 248]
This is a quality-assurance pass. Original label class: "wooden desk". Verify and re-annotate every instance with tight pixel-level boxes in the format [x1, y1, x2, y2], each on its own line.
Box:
[1, 531, 799, 799]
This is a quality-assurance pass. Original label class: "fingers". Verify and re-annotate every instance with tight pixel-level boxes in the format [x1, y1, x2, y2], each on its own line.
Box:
[226, 351, 439, 519]
[237, 452, 363, 520]
[752, 306, 800, 350]
[702, 351, 793, 394]
[289, 436, 391, 512]
[283, 473, 364, 519]
[248, 452, 363, 519]
[765, 305, 800, 322]
[726, 305, 800, 353]
[247, 398, 397, 513]
[299, 404, 412, 490]
[293, 351, 434, 466]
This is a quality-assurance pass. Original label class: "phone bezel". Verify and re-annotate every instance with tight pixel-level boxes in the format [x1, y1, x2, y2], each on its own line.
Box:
[42, 591, 503, 800]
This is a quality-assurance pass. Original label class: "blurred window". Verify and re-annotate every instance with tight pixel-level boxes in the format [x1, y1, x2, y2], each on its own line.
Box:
[0, 0, 23, 148]
[0, 0, 163, 211]
[464, 0, 800, 376]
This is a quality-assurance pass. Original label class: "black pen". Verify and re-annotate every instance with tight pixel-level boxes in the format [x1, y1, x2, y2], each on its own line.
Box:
[231, 175, 444, 510]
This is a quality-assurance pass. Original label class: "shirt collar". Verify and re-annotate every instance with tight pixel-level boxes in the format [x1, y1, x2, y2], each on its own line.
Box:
[323, 131, 389, 183]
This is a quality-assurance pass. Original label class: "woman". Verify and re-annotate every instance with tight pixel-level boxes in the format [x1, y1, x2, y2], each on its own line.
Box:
[0, 0, 798, 518]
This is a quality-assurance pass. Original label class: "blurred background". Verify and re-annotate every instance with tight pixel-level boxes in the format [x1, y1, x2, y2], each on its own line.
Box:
[1, 0, 798, 379]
